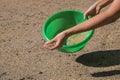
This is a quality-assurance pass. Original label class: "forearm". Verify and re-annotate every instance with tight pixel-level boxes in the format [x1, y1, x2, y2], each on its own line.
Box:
[64, 0, 120, 36]
[64, 11, 113, 35]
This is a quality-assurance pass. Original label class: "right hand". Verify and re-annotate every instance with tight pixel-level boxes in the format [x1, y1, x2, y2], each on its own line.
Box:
[84, 3, 101, 19]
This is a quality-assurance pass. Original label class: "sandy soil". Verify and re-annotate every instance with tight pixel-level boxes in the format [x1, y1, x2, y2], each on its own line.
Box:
[0, 0, 120, 80]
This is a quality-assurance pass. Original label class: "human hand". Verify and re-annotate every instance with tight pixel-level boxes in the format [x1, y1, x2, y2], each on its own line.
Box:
[44, 32, 68, 50]
[84, 3, 101, 19]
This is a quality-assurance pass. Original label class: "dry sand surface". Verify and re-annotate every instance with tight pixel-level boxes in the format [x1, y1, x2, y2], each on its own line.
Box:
[0, 0, 120, 80]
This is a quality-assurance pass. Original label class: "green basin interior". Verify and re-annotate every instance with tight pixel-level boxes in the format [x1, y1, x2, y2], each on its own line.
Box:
[42, 10, 94, 53]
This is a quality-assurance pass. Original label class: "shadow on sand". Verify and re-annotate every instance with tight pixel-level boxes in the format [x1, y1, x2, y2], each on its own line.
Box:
[75, 9, 120, 78]
[76, 50, 120, 77]
[76, 50, 120, 67]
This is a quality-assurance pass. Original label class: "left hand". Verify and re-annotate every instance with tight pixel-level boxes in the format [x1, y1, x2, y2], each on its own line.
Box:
[44, 32, 68, 50]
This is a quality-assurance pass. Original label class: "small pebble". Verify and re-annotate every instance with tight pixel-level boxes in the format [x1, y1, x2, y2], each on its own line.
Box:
[2, 39, 6, 42]
[59, 55, 62, 57]
[72, 54, 77, 56]
[39, 71, 43, 74]
[28, 50, 32, 53]
[27, 76, 34, 79]
[8, 39, 11, 42]
[19, 77, 25, 80]
[68, 54, 71, 57]
[66, 62, 70, 65]
[16, 53, 19, 56]
[79, 74, 82, 76]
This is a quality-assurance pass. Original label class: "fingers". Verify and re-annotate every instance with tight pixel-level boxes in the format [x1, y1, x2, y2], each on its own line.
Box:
[84, 11, 88, 19]
[44, 39, 55, 49]
[43, 39, 60, 50]
[84, 10, 90, 19]
[49, 40, 61, 50]
[44, 38, 62, 50]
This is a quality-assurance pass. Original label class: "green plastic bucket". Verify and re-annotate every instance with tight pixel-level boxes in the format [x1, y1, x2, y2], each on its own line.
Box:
[42, 10, 94, 53]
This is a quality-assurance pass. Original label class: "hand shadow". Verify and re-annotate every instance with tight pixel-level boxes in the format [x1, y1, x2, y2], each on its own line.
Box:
[76, 50, 120, 67]
[91, 70, 120, 77]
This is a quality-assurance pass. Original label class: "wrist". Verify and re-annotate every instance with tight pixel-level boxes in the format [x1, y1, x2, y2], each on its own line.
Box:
[63, 30, 73, 37]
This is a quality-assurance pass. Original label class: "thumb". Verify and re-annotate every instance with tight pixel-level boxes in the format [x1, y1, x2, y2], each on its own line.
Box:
[96, 6, 101, 14]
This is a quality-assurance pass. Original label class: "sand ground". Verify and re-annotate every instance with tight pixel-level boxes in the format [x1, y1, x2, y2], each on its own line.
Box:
[0, 0, 120, 80]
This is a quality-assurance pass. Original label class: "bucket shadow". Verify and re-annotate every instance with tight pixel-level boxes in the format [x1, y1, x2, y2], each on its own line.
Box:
[91, 70, 120, 77]
[76, 50, 120, 67]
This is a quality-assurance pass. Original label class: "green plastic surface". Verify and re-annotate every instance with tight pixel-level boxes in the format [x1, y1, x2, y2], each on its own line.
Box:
[42, 10, 94, 53]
